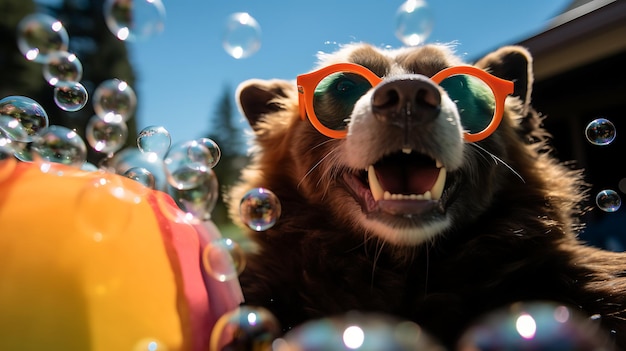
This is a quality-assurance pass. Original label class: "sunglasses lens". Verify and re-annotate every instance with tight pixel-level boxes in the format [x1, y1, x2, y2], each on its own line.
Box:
[312, 72, 372, 131]
[439, 74, 496, 135]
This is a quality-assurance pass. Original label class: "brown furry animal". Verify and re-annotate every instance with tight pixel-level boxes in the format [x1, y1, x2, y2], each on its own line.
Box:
[229, 43, 626, 348]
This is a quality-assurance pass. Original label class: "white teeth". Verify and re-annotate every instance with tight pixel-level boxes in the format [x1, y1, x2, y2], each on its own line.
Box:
[436, 159, 443, 168]
[368, 165, 384, 201]
[367, 166, 447, 202]
[402, 148, 412, 154]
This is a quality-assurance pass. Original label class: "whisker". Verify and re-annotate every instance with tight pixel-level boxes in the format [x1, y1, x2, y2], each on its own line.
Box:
[297, 148, 339, 190]
[311, 139, 336, 151]
[371, 239, 386, 289]
[469, 143, 525, 183]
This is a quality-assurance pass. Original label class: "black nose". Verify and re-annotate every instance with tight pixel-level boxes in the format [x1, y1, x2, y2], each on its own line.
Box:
[371, 75, 441, 127]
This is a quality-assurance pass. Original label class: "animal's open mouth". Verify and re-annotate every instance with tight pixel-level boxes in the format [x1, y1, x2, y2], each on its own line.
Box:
[343, 150, 448, 217]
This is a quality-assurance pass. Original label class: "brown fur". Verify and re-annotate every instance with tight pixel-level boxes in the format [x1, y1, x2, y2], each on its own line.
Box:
[229, 43, 626, 348]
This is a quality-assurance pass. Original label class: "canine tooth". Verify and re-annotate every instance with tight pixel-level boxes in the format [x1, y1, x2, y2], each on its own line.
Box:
[430, 167, 447, 200]
[368, 165, 384, 201]
[436, 159, 443, 168]
[402, 148, 412, 154]
[423, 191, 432, 200]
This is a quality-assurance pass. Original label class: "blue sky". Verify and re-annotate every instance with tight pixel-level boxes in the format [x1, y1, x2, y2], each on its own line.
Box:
[41, 0, 573, 147]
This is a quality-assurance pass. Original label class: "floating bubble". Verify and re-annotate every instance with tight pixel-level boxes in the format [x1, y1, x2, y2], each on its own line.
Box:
[168, 168, 218, 221]
[103, 0, 166, 41]
[43, 51, 83, 85]
[275, 312, 440, 351]
[0, 96, 49, 141]
[123, 166, 156, 189]
[93, 78, 137, 123]
[53, 81, 89, 112]
[209, 305, 280, 351]
[133, 338, 169, 351]
[31, 125, 87, 167]
[108, 148, 166, 190]
[163, 140, 213, 190]
[458, 301, 614, 351]
[239, 187, 281, 231]
[395, 0, 433, 46]
[137, 125, 171, 157]
[85, 115, 128, 155]
[202, 237, 245, 282]
[223, 12, 262, 59]
[585, 118, 616, 146]
[16, 13, 69, 63]
[196, 138, 221, 168]
[596, 189, 621, 213]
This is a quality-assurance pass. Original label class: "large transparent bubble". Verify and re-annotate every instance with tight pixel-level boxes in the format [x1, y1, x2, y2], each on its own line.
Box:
[103, 0, 166, 41]
[0, 96, 49, 142]
[43, 51, 83, 85]
[395, 0, 433, 46]
[31, 125, 87, 167]
[210, 305, 281, 351]
[16, 13, 69, 63]
[53, 81, 89, 112]
[85, 115, 128, 155]
[239, 187, 282, 231]
[223, 12, 262, 59]
[93, 79, 137, 123]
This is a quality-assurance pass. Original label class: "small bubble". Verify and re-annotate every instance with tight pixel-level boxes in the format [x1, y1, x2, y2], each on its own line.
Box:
[53, 81, 89, 112]
[133, 338, 169, 351]
[168, 168, 219, 222]
[202, 237, 246, 282]
[0, 96, 49, 141]
[223, 12, 262, 59]
[103, 0, 166, 41]
[123, 166, 156, 189]
[210, 306, 280, 351]
[107, 148, 166, 189]
[31, 125, 87, 167]
[239, 187, 281, 231]
[137, 125, 171, 157]
[163, 140, 213, 190]
[395, 0, 433, 46]
[43, 51, 83, 85]
[93, 78, 137, 123]
[195, 138, 221, 168]
[596, 189, 621, 212]
[16, 13, 69, 63]
[85, 115, 128, 155]
[585, 118, 616, 146]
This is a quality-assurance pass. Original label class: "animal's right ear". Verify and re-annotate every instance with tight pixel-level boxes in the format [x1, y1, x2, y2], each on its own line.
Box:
[236, 79, 295, 130]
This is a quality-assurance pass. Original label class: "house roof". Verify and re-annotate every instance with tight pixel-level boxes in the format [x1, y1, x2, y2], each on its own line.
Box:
[518, 0, 626, 79]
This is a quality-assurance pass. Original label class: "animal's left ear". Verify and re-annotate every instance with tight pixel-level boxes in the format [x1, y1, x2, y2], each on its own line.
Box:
[474, 46, 533, 114]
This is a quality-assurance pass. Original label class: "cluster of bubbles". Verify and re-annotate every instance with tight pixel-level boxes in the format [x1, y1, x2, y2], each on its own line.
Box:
[209, 301, 615, 351]
[584, 117, 621, 213]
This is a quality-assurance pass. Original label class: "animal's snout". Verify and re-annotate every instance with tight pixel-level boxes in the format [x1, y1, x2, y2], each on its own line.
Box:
[371, 75, 441, 127]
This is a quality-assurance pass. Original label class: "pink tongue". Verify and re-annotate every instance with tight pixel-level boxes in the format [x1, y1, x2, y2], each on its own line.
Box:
[375, 164, 439, 195]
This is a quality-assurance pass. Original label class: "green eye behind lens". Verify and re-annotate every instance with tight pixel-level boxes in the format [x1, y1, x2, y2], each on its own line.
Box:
[312, 72, 372, 131]
[439, 74, 495, 134]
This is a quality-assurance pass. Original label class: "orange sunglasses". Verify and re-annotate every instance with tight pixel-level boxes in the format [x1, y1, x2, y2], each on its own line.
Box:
[297, 62, 514, 142]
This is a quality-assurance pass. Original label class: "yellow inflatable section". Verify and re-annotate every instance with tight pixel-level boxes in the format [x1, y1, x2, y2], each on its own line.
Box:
[0, 159, 242, 351]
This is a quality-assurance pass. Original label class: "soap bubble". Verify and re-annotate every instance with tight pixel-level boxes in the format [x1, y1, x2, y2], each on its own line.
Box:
[168, 168, 219, 221]
[0, 96, 49, 141]
[585, 118, 616, 146]
[85, 115, 128, 155]
[123, 167, 156, 189]
[163, 139, 213, 190]
[108, 148, 166, 190]
[53, 81, 89, 112]
[223, 12, 262, 59]
[395, 0, 433, 46]
[137, 125, 171, 157]
[239, 187, 281, 231]
[16, 13, 69, 63]
[596, 189, 621, 213]
[210, 305, 280, 351]
[93, 78, 137, 123]
[103, 0, 166, 41]
[196, 137, 221, 168]
[458, 301, 614, 351]
[202, 237, 245, 282]
[31, 125, 87, 167]
[43, 51, 83, 85]
[276, 312, 440, 351]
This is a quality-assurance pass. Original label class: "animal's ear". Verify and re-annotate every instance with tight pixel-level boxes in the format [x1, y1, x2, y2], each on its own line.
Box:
[236, 79, 295, 130]
[475, 46, 533, 113]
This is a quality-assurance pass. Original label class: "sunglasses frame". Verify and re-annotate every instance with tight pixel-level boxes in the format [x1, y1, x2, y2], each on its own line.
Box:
[297, 62, 515, 142]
